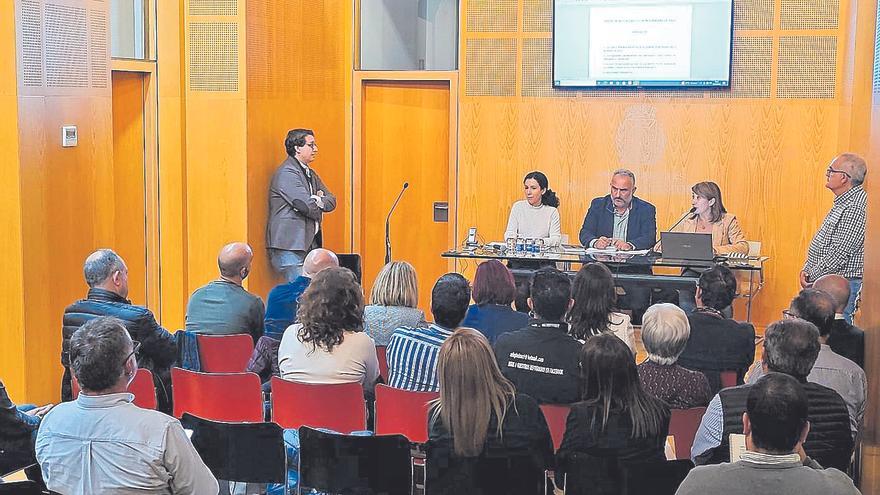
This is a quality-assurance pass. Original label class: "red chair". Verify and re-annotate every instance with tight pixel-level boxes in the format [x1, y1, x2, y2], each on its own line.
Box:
[669, 407, 707, 460]
[540, 403, 571, 452]
[720, 370, 738, 389]
[196, 334, 255, 373]
[374, 384, 438, 444]
[71, 368, 158, 409]
[377, 346, 389, 382]
[271, 377, 366, 433]
[171, 368, 263, 422]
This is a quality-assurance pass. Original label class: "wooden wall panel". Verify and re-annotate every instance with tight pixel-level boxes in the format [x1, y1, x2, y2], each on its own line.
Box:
[457, 0, 868, 328]
[245, 0, 352, 300]
[0, 0, 27, 403]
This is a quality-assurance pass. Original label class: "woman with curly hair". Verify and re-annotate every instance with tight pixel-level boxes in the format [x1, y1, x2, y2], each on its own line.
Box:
[278, 267, 379, 393]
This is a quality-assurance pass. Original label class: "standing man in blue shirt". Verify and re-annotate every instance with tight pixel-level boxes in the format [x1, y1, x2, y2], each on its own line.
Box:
[579, 169, 657, 324]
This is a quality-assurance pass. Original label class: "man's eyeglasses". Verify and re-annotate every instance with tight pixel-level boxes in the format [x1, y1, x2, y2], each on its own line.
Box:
[123, 340, 141, 364]
[781, 309, 797, 319]
[825, 167, 850, 179]
[305, 142, 317, 150]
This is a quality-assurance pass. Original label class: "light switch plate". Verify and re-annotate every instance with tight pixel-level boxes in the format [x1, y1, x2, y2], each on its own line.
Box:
[61, 125, 77, 147]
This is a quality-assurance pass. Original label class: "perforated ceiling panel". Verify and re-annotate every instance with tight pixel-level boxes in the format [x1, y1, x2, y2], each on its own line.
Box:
[45, 3, 88, 88]
[467, 0, 517, 32]
[88, 8, 108, 89]
[710, 37, 772, 98]
[522, 38, 577, 97]
[777, 36, 837, 99]
[19, 0, 43, 87]
[466, 38, 516, 96]
[523, 0, 551, 32]
[733, 0, 774, 30]
[189, 22, 239, 92]
[780, 0, 838, 29]
[190, 0, 237, 16]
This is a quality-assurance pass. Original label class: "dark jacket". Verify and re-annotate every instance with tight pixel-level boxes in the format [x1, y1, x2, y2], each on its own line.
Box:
[578, 195, 657, 250]
[494, 320, 582, 404]
[461, 304, 529, 345]
[678, 311, 755, 394]
[556, 399, 671, 489]
[0, 380, 39, 474]
[696, 381, 853, 471]
[828, 319, 865, 369]
[426, 393, 554, 494]
[61, 288, 177, 411]
[263, 276, 311, 339]
[266, 157, 337, 252]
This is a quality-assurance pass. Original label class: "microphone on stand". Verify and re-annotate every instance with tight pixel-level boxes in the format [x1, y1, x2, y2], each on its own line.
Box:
[667, 207, 697, 232]
[385, 182, 409, 264]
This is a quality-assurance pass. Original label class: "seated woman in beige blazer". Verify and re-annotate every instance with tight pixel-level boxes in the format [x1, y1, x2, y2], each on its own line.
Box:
[657, 181, 748, 312]
[656, 181, 749, 255]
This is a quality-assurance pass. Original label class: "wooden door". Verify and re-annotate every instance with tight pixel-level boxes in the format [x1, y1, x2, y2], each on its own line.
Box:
[361, 81, 451, 312]
[111, 71, 148, 305]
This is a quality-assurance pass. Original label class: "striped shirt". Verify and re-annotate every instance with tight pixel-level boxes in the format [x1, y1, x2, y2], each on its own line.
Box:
[386, 323, 453, 392]
[804, 185, 867, 280]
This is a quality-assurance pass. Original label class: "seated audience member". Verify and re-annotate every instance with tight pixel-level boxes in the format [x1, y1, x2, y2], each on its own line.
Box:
[185, 242, 265, 343]
[676, 373, 860, 495]
[363, 261, 425, 346]
[567, 262, 635, 352]
[677, 265, 755, 394]
[637, 304, 711, 409]
[37, 317, 217, 494]
[495, 267, 582, 404]
[691, 319, 853, 471]
[426, 328, 554, 493]
[248, 249, 339, 382]
[748, 289, 866, 439]
[461, 260, 529, 344]
[264, 248, 339, 340]
[0, 380, 52, 476]
[278, 267, 379, 394]
[557, 334, 670, 490]
[813, 274, 865, 368]
[62, 249, 177, 412]
[387, 273, 471, 392]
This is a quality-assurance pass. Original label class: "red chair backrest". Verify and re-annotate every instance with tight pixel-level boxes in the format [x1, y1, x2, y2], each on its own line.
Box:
[71, 368, 158, 409]
[540, 404, 571, 452]
[171, 367, 263, 422]
[196, 334, 255, 373]
[376, 346, 389, 382]
[669, 407, 707, 460]
[271, 377, 366, 433]
[720, 370, 738, 389]
[374, 384, 438, 444]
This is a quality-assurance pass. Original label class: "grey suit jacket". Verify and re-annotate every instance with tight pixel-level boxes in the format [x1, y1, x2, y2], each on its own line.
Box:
[266, 156, 337, 251]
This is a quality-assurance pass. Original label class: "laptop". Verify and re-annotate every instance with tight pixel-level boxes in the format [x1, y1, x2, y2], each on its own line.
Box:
[660, 232, 714, 260]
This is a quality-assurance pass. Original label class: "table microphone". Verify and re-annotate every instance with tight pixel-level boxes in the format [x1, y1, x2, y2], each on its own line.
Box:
[667, 207, 697, 232]
[385, 182, 409, 264]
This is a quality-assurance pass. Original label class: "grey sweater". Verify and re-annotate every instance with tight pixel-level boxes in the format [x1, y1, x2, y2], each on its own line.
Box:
[676, 458, 860, 495]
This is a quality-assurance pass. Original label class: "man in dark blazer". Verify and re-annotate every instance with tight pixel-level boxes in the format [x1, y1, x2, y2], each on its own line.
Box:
[578, 169, 657, 323]
[814, 274, 865, 368]
[267, 129, 337, 282]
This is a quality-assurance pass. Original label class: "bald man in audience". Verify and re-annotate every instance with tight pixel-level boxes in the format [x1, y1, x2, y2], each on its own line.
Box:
[185, 242, 265, 343]
[814, 274, 865, 368]
[263, 248, 339, 340]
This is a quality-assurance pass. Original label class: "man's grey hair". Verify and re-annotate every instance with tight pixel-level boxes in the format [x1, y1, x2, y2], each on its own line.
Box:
[612, 168, 636, 186]
[70, 316, 131, 392]
[837, 153, 867, 186]
[641, 303, 690, 365]
[763, 319, 820, 380]
[84, 249, 125, 287]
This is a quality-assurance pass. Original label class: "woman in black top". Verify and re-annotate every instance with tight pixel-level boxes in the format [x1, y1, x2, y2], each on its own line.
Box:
[426, 328, 553, 494]
[557, 334, 670, 493]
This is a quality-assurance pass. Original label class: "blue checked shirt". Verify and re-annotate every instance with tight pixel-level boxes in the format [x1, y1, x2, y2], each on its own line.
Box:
[804, 185, 867, 280]
[386, 323, 453, 392]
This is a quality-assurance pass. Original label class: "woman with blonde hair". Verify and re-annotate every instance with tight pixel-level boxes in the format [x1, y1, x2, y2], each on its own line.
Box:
[426, 328, 553, 493]
[363, 261, 425, 345]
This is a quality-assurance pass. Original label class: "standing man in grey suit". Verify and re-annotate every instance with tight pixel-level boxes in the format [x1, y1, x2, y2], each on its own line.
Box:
[267, 129, 337, 281]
